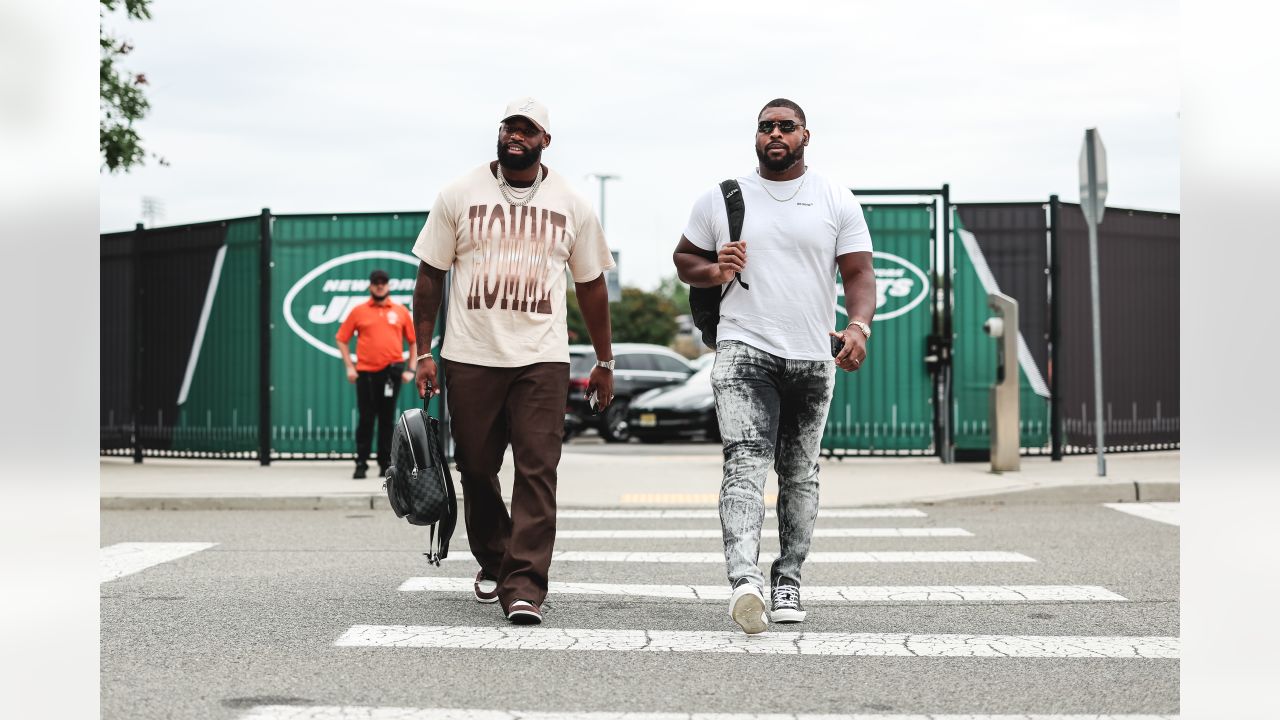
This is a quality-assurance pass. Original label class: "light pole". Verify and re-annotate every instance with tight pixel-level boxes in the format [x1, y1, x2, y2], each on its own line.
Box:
[587, 173, 619, 230]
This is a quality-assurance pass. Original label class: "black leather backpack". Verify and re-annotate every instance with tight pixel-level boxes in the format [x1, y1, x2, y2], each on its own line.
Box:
[384, 392, 457, 565]
[688, 179, 747, 349]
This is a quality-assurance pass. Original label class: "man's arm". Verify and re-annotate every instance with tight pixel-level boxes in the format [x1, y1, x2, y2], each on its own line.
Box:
[574, 274, 615, 411]
[335, 338, 358, 383]
[673, 236, 744, 288]
[402, 311, 417, 384]
[831, 251, 876, 372]
[411, 261, 448, 397]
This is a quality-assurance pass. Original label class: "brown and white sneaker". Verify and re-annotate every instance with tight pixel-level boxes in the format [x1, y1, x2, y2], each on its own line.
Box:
[506, 599, 543, 625]
[473, 570, 500, 604]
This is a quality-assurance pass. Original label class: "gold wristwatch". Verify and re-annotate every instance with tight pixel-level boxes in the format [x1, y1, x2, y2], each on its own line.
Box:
[848, 320, 871, 339]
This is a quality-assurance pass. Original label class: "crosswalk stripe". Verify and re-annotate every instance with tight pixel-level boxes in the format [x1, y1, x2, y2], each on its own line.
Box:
[558, 509, 927, 519]
[1103, 502, 1180, 527]
[544, 528, 972, 539]
[334, 625, 1178, 658]
[238, 707, 1178, 720]
[399, 578, 1128, 602]
[440, 551, 1035, 564]
[620, 492, 777, 505]
[100, 542, 218, 583]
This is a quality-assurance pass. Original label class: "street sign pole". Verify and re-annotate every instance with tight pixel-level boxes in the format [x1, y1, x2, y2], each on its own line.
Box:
[1079, 129, 1108, 477]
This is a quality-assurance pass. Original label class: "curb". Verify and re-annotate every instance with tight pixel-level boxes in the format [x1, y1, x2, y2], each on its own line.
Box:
[100, 495, 391, 511]
[924, 481, 1180, 506]
[101, 482, 1179, 511]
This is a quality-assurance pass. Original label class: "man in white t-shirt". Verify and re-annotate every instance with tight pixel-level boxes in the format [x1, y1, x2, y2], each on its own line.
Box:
[410, 97, 617, 626]
[673, 98, 876, 634]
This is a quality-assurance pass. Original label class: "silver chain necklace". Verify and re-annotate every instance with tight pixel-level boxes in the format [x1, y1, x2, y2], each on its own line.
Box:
[757, 169, 807, 202]
[496, 163, 544, 206]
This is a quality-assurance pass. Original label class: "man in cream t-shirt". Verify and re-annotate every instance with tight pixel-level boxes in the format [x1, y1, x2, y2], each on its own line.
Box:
[410, 97, 616, 625]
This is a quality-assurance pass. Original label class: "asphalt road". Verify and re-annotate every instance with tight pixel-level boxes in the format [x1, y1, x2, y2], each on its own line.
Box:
[101, 502, 1178, 719]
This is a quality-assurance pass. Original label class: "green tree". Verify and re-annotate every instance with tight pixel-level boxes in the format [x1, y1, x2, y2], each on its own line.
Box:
[566, 287, 679, 346]
[656, 274, 690, 316]
[101, 0, 163, 172]
[611, 287, 677, 345]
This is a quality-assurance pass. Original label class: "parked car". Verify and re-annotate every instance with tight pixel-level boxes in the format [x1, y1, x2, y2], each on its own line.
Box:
[564, 343, 696, 443]
[626, 360, 719, 443]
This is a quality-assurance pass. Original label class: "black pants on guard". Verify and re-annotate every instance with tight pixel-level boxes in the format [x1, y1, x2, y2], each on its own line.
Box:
[355, 363, 404, 470]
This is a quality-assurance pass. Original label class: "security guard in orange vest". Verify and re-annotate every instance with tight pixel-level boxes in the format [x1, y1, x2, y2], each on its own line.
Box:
[335, 269, 417, 479]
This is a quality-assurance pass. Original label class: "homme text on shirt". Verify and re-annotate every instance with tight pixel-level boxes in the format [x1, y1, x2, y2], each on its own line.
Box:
[464, 203, 568, 315]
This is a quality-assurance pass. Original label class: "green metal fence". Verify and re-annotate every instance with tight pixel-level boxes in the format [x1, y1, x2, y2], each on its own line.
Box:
[951, 212, 1050, 452]
[269, 213, 439, 457]
[823, 204, 936, 455]
[169, 217, 262, 455]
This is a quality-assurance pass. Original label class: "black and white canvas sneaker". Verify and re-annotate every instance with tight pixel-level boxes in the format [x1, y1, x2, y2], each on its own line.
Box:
[770, 577, 807, 623]
[728, 578, 768, 634]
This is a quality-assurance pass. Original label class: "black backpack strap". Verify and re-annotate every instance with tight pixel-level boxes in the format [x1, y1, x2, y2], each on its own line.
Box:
[718, 179, 748, 297]
[720, 179, 744, 244]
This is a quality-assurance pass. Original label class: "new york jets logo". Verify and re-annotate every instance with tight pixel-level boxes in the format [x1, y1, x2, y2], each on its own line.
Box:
[836, 251, 930, 321]
[282, 250, 418, 359]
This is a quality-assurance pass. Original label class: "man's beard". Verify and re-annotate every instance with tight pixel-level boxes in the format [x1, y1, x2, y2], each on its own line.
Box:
[756, 142, 803, 173]
[371, 290, 389, 302]
[497, 140, 543, 171]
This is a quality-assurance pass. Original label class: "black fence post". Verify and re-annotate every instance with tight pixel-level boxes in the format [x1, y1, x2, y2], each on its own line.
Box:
[259, 208, 273, 465]
[1048, 195, 1063, 460]
[132, 222, 145, 464]
[940, 183, 954, 463]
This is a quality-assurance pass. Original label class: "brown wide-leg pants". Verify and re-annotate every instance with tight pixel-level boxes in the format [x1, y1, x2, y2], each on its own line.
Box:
[442, 359, 568, 610]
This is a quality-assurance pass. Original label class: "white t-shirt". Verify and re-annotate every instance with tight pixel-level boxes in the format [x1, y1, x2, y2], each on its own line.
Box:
[413, 164, 615, 367]
[682, 170, 873, 360]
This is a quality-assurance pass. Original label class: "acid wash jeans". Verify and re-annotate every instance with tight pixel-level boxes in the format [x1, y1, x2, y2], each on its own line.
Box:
[711, 340, 836, 591]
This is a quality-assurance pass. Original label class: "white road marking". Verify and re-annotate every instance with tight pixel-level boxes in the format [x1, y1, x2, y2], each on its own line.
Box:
[100, 542, 218, 583]
[557, 509, 927, 519]
[1104, 502, 1180, 527]
[334, 625, 1178, 658]
[441, 551, 1035, 564]
[544, 528, 971, 539]
[240, 707, 1179, 720]
[399, 578, 1127, 603]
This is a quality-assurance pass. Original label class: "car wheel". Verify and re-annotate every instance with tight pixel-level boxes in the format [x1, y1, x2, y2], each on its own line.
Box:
[600, 401, 630, 443]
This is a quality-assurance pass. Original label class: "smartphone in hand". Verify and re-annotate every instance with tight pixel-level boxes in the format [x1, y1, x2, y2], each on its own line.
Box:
[588, 390, 600, 414]
[830, 334, 845, 358]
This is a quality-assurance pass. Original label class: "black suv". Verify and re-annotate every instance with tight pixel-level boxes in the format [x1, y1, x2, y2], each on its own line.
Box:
[564, 343, 696, 442]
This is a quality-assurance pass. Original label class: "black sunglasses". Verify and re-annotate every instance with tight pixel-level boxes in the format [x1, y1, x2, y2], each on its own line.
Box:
[757, 120, 804, 134]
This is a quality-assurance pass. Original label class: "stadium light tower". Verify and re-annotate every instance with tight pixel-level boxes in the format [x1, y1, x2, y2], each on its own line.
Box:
[587, 173, 620, 231]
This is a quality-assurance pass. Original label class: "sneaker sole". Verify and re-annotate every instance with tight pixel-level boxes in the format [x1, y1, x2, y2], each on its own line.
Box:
[731, 592, 768, 635]
[507, 610, 542, 625]
[770, 608, 807, 623]
[473, 591, 500, 604]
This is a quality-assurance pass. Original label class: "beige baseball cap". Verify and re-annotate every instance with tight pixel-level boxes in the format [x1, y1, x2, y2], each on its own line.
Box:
[501, 96, 550, 134]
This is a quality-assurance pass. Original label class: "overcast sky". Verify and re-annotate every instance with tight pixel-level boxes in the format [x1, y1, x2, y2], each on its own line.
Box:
[98, 0, 1179, 290]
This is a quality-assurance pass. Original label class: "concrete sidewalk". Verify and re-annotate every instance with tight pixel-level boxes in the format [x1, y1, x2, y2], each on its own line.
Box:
[101, 444, 1179, 510]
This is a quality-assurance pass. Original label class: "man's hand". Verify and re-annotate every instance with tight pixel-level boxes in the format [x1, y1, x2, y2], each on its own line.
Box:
[346, 367, 358, 383]
[711, 241, 747, 285]
[830, 327, 868, 372]
[586, 366, 614, 412]
[401, 370, 415, 384]
[416, 357, 440, 397]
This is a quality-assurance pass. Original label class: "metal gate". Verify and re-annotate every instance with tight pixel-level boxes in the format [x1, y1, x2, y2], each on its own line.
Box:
[823, 201, 939, 456]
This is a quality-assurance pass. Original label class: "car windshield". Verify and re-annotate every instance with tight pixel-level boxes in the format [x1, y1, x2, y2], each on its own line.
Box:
[569, 352, 597, 377]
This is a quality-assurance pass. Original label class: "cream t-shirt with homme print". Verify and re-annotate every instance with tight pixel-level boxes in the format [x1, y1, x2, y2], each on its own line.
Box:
[413, 164, 615, 368]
